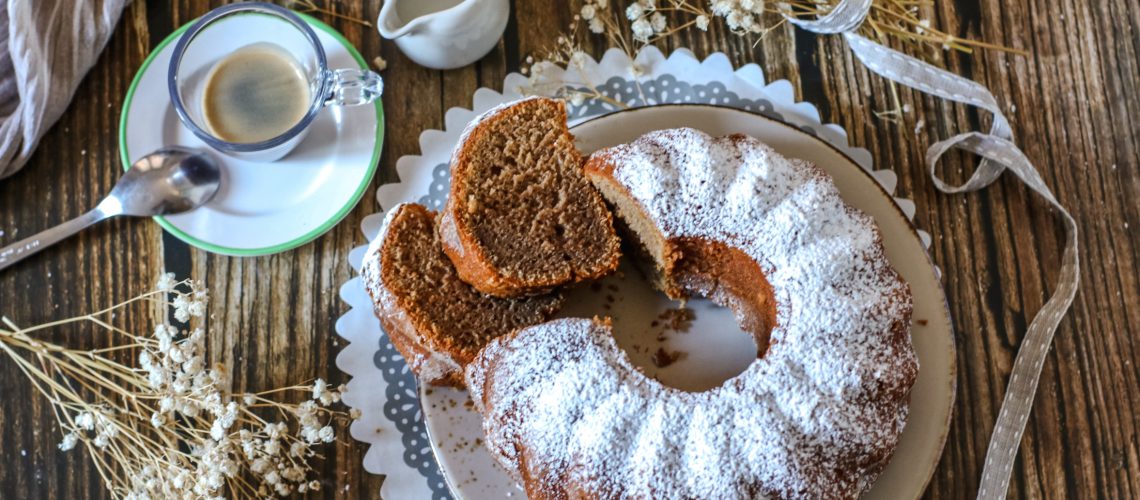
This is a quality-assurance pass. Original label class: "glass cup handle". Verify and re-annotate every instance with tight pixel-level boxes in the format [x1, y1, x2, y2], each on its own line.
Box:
[325, 68, 384, 106]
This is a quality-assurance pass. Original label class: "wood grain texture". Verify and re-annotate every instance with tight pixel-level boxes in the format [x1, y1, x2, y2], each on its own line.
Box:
[0, 0, 1136, 498]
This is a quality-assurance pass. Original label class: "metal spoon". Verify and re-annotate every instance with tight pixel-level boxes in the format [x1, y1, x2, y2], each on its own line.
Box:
[0, 147, 221, 271]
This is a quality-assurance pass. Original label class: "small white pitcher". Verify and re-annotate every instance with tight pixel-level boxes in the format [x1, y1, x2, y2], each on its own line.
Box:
[378, 0, 510, 70]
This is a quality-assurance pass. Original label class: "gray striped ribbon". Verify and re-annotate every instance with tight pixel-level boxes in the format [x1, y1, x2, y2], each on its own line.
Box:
[787, 2, 1080, 498]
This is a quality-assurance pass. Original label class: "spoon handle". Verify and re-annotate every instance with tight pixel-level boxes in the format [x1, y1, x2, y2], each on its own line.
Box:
[0, 208, 111, 271]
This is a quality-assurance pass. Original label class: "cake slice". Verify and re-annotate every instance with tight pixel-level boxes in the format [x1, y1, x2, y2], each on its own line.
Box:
[438, 97, 621, 297]
[361, 203, 562, 387]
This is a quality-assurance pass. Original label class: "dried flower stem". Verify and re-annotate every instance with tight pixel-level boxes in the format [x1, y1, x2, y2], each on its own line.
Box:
[281, 0, 373, 28]
[0, 276, 351, 498]
[522, 0, 1023, 116]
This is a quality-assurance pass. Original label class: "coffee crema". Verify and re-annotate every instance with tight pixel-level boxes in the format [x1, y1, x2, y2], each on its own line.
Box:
[201, 43, 312, 144]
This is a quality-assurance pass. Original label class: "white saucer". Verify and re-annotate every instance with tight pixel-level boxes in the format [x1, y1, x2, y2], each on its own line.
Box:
[119, 13, 384, 256]
[420, 105, 956, 499]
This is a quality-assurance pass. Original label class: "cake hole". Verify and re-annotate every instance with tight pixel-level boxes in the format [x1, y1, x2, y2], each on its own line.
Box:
[567, 184, 777, 392]
[558, 257, 764, 393]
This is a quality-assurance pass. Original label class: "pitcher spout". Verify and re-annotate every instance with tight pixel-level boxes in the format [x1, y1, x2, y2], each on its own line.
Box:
[377, 0, 471, 40]
[376, 0, 413, 39]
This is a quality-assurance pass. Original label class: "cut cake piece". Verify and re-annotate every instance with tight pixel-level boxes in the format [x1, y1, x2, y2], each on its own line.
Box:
[438, 97, 621, 298]
[361, 203, 562, 387]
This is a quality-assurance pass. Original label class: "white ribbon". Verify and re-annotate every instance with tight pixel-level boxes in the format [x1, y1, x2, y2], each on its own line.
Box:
[786, 3, 1080, 499]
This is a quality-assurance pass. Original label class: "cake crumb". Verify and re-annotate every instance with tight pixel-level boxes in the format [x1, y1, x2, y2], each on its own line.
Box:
[659, 307, 695, 333]
[916, 319, 929, 326]
[652, 348, 686, 368]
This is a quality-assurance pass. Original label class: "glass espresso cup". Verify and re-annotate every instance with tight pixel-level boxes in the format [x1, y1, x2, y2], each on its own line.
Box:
[168, 2, 382, 162]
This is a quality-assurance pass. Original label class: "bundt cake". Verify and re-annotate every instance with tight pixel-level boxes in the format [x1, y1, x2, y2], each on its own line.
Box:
[438, 97, 622, 298]
[361, 203, 562, 387]
[465, 128, 918, 498]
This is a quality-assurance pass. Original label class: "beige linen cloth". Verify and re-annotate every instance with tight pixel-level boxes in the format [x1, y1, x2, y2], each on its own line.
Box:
[0, 0, 128, 180]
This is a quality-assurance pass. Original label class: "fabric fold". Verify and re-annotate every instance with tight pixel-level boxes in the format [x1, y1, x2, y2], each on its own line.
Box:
[0, 0, 129, 180]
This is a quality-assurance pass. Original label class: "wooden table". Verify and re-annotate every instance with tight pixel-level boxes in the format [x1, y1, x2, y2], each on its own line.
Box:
[0, 1, 1136, 498]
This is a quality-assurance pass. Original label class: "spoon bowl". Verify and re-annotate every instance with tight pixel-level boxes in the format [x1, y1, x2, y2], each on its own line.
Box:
[108, 147, 222, 217]
[0, 148, 222, 271]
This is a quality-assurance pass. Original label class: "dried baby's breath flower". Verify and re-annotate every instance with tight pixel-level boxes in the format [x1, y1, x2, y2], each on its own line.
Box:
[313, 378, 329, 401]
[626, 2, 645, 20]
[0, 275, 352, 498]
[521, 1, 1020, 118]
[631, 17, 654, 41]
[155, 272, 176, 292]
[695, 14, 710, 30]
[58, 433, 78, 451]
[581, 3, 598, 20]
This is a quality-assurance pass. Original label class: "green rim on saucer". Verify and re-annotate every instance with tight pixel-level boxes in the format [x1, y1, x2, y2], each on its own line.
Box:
[118, 12, 384, 257]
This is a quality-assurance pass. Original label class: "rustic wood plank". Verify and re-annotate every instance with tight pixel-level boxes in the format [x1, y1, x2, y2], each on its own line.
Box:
[0, 1, 163, 498]
[0, 0, 1136, 498]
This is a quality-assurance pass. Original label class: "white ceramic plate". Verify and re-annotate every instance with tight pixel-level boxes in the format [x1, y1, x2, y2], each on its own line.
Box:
[119, 13, 383, 256]
[421, 105, 956, 499]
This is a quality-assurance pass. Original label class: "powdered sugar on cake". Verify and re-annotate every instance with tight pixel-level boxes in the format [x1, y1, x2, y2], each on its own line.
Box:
[466, 129, 918, 498]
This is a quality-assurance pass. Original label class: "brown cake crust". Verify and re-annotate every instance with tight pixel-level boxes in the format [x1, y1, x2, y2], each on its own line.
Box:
[439, 97, 621, 297]
[361, 203, 562, 387]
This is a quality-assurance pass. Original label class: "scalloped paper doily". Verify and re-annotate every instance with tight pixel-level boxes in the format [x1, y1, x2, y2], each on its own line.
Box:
[335, 46, 932, 499]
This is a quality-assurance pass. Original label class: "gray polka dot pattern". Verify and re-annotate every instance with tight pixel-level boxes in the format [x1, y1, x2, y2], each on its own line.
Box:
[567, 75, 784, 121]
[373, 339, 452, 499]
[417, 163, 450, 211]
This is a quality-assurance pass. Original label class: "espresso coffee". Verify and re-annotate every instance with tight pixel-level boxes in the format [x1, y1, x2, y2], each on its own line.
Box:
[201, 43, 311, 144]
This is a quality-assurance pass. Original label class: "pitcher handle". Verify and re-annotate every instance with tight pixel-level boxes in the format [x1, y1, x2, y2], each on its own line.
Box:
[325, 68, 384, 106]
